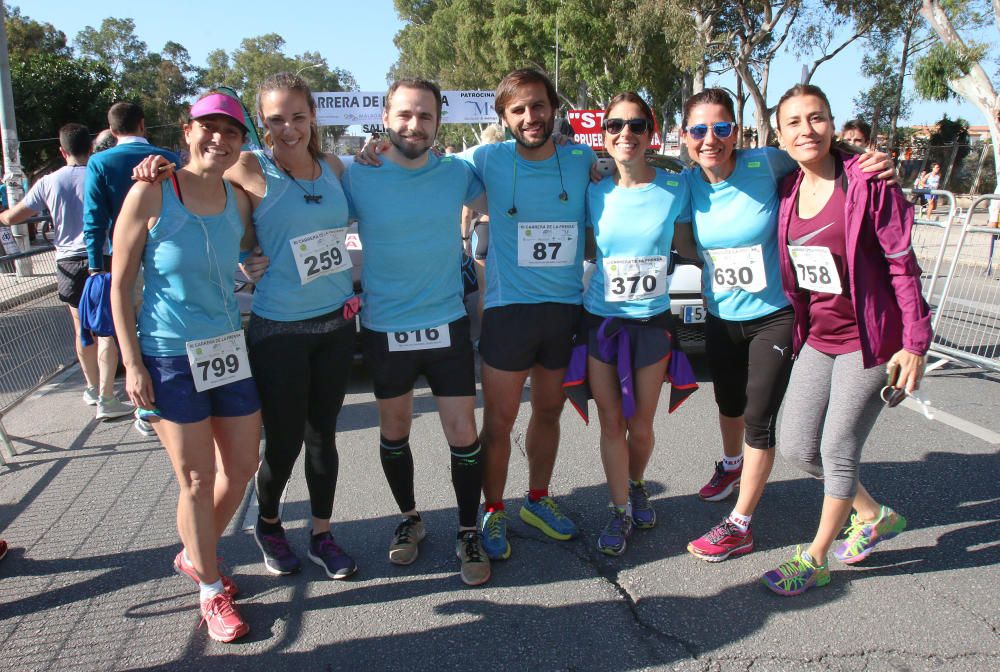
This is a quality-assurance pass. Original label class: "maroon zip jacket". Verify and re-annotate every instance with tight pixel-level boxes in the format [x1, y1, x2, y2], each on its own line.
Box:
[776, 151, 932, 368]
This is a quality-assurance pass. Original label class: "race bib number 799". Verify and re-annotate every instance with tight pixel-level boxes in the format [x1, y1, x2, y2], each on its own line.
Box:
[185, 330, 252, 393]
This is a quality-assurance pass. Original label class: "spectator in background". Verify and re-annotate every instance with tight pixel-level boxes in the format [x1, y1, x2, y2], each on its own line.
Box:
[840, 120, 872, 149]
[0, 124, 134, 421]
[919, 163, 942, 217]
[83, 101, 178, 437]
[92, 129, 117, 154]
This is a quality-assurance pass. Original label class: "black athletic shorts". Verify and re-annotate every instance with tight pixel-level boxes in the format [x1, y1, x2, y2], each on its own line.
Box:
[57, 255, 110, 307]
[362, 316, 475, 399]
[704, 305, 794, 449]
[479, 302, 581, 372]
[585, 311, 674, 370]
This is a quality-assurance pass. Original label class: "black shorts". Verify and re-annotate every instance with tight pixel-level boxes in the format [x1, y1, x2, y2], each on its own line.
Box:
[704, 306, 794, 449]
[362, 316, 475, 399]
[585, 311, 674, 370]
[56, 256, 92, 307]
[479, 302, 581, 372]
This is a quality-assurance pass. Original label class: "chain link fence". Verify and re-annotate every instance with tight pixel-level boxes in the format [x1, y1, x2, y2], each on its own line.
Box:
[893, 143, 996, 197]
[0, 242, 77, 463]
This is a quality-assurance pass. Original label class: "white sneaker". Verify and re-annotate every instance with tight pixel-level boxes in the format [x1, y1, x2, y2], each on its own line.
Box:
[133, 415, 156, 437]
[82, 387, 99, 406]
[96, 397, 135, 420]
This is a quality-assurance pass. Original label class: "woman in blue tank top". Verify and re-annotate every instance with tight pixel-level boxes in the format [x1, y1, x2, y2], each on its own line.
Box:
[212, 73, 358, 581]
[137, 74, 358, 582]
[111, 93, 259, 643]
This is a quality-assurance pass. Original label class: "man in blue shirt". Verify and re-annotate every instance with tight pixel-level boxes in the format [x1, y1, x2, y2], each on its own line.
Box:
[83, 102, 177, 274]
[82, 102, 177, 437]
[464, 70, 594, 561]
[342, 79, 491, 587]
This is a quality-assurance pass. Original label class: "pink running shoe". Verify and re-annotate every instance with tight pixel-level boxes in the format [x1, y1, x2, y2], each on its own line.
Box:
[0, 539, 7, 561]
[174, 551, 239, 597]
[698, 461, 741, 501]
[687, 518, 754, 562]
[199, 592, 249, 643]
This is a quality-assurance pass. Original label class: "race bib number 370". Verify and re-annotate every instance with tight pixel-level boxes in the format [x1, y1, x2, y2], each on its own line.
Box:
[603, 255, 669, 302]
[707, 244, 766, 293]
[517, 222, 576, 267]
[185, 330, 252, 393]
[289, 228, 352, 285]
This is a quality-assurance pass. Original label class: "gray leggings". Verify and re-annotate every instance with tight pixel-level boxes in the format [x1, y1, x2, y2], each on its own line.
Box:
[779, 344, 885, 500]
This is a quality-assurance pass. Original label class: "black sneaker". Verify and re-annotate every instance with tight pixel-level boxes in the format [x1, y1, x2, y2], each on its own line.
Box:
[308, 532, 357, 580]
[254, 524, 301, 575]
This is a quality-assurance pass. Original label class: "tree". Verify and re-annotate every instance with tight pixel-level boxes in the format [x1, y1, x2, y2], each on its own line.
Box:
[853, 43, 914, 146]
[915, 0, 999, 217]
[3, 4, 70, 57]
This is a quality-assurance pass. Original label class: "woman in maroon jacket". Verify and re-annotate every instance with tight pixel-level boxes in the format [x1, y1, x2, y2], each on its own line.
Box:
[762, 84, 932, 596]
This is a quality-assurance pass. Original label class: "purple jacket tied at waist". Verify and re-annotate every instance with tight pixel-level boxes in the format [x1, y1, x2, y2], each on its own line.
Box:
[776, 151, 932, 368]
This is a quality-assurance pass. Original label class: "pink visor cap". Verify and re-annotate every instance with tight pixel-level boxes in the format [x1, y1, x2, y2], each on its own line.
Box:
[190, 93, 249, 133]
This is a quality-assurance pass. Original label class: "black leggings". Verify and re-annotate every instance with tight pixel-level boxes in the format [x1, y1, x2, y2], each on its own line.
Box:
[704, 306, 794, 449]
[249, 312, 354, 521]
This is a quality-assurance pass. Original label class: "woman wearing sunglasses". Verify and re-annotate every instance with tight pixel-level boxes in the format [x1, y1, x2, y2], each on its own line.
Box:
[580, 93, 692, 555]
[680, 89, 895, 564]
[761, 84, 929, 595]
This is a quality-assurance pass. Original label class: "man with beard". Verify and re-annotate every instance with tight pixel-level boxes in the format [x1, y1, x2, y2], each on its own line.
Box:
[461, 69, 595, 561]
[341, 79, 491, 586]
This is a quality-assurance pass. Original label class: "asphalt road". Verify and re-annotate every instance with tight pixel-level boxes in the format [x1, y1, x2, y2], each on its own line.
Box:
[0, 354, 997, 671]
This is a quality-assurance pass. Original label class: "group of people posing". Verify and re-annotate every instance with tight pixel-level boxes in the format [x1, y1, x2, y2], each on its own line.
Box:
[74, 66, 928, 642]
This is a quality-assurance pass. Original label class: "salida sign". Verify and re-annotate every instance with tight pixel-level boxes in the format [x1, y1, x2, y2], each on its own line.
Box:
[566, 110, 661, 150]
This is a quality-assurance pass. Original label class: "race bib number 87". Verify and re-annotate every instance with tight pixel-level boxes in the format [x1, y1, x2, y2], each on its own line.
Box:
[185, 330, 252, 393]
[517, 222, 576, 267]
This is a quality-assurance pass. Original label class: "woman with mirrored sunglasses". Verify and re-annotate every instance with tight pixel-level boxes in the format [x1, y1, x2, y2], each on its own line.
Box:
[761, 84, 930, 596]
[678, 88, 898, 565]
[573, 92, 695, 557]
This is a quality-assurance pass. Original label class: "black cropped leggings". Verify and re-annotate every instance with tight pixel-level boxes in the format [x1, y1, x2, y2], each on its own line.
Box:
[249, 314, 354, 521]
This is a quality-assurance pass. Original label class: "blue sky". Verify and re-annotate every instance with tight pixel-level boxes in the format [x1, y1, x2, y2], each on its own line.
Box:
[24, 1, 987, 131]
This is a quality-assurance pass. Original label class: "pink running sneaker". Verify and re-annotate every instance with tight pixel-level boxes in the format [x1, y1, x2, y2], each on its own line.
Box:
[200, 592, 249, 643]
[698, 461, 742, 501]
[0, 538, 7, 561]
[174, 551, 239, 597]
[687, 518, 754, 562]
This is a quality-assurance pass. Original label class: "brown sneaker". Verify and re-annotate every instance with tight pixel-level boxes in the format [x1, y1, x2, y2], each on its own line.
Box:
[388, 516, 426, 565]
[456, 530, 491, 586]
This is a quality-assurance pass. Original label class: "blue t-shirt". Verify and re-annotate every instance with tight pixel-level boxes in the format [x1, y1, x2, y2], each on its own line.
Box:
[585, 169, 690, 319]
[250, 151, 354, 321]
[139, 181, 243, 357]
[342, 153, 483, 332]
[686, 147, 797, 321]
[460, 141, 595, 308]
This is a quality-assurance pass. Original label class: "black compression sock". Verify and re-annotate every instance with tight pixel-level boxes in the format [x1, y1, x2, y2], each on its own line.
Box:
[380, 434, 416, 513]
[450, 440, 483, 529]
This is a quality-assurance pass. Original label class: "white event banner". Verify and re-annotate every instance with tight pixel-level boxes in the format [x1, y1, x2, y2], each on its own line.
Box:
[312, 90, 497, 127]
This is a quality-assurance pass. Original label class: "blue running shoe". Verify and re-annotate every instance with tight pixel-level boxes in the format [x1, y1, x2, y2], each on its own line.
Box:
[519, 496, 578, 540]
[254, 524, 301, 575]
[628, 481, 656, 529]
[480, 509, 511, 560]
[597, 506, 633, 556]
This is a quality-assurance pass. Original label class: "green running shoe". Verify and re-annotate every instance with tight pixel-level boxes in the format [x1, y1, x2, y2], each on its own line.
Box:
[834, 506, 906, 565]
[762, 546, 830, 596]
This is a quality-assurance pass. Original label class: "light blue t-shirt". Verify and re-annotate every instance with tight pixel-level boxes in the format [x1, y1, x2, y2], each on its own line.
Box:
[250, 150, 354, 321]
[460, 141, 595, 308]
[686, 147, 797, 321]
[139, 181, 243, 357]
[342, 153, 483, 332]
[585, 169, 690, 319]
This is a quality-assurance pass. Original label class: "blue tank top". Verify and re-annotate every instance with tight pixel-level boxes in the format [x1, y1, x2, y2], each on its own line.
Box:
[250, 150, 354, 321]
[138, 180, 243, 357]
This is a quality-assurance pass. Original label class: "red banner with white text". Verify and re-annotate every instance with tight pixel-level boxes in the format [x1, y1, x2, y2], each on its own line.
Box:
[566, 110, 661, 150]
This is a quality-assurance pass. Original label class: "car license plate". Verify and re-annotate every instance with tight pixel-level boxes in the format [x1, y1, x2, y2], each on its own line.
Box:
[683, 305, 706, 324]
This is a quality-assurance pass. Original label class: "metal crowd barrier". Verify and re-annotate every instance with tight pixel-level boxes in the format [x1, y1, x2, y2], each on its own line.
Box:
[0, 244, 77, 464]
[926, 194, 1000, 374]
[903, 188, 959, 315]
